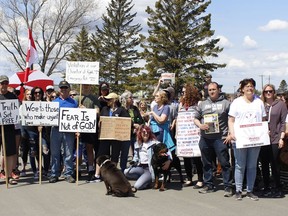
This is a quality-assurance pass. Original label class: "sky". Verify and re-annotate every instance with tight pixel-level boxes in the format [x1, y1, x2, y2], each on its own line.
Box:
[2, 0, 288, 93]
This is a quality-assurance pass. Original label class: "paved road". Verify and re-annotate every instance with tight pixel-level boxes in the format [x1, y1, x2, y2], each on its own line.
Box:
[1, 171, 287, 216]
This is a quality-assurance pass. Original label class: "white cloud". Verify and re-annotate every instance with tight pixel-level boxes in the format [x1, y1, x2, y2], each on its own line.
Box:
[266, 52, 288, 61]
[242, 36, 258, 49]
[217, 35, 233, 48]
[227, 58, 246, 68]
[259, 19, 288, 31]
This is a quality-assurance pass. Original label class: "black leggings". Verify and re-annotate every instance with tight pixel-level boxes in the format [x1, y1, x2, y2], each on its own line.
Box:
[183, 157, 204, 182]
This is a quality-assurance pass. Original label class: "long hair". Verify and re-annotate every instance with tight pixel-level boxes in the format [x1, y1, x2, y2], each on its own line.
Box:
[120, 90, 133, 108]
[31, 87, 44, 101]
[180, 83, 200, 107]
[136, 125, 157, 146]
[261, 84, 277, 102]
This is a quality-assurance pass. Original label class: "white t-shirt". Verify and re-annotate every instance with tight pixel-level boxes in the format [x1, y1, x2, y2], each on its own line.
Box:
[229, 96, 266, 125]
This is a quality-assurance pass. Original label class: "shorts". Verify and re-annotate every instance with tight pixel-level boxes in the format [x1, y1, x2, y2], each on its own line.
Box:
[0, 125, 17, 156]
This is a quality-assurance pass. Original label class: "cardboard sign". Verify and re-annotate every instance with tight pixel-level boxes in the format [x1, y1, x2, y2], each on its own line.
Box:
[59, 108, 97, 133]
[66, 61, 99, 85]
[0, 99, 19, 125]
[161, 73, 175, 85]
[99, 116, 131, 141]
[21, 101, 59, 126]
[176, 111, 201, 157]
[235, 121, 270, 148]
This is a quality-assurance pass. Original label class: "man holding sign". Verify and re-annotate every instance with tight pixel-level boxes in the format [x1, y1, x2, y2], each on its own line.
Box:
[0, 75, 18, 185]
[49, 81, 78, 183]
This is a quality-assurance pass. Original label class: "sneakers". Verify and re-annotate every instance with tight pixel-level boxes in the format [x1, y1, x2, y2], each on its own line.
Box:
[49, 176, 59, 183]
[224, 187, 233, 197]
[0, 171, 6, 179]
[11, 171, 20, 180]
[8, 177, 18, 185]
[86, 175, 101, 183]
[199, 185, 215, 194]
[246, 192, 259, 201]
[20, 171, 27, 177]
[235, 191, 242, 200]
[65, 175, 76, 183]
[33, 172, 39, 180]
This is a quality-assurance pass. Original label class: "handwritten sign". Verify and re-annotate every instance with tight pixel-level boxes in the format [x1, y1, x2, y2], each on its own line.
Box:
[235, 121, 270, 148]
[176, 111, 201, 157]
[59, 108, 97, 133]
[99, 116, 131, 141]
[161, 73, 175, 85]
[66, 61, 99, 84]
[0, 99, 19, 125]
[21, 101, 59, 126]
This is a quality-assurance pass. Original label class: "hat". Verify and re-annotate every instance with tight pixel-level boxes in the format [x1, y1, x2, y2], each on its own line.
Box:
[104, 92, 119, 100]
[46, 85, 54, 91]
[58, 80, 70, 88]
[205, 74, 212, 78]
[101, 84, 109, 90]
[0, 75, 9, 83]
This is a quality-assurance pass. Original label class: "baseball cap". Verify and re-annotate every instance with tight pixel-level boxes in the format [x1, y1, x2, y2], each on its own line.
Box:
[58, 80, 70, 88]
[101, 84, 109, 90]
[205, 74, 212, 78]
[0, 75, 9, 83]
[46, 85, 54, 91]
[104, 92, 119, 100]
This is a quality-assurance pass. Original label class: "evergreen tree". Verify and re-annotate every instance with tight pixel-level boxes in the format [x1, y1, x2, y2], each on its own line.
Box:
[67, 26, 93, 61]
[278, 80, 288, 93]
[141, 0, 225, 93]
[90, 0, 143, 93]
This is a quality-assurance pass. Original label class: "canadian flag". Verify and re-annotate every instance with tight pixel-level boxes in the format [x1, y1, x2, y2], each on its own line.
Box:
[24, 28, 39, 82]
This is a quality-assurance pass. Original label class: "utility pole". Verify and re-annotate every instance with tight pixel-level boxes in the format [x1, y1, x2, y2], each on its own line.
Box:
[259, 75, 264, 89]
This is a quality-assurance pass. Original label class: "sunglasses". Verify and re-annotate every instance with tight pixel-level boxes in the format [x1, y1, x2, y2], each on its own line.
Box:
[34, 91, 42, 95]
[264, 90, 274, 94]
[70, 94, 77, 96]
[60, 86, 68, 89]
[0, 81, 9, 85]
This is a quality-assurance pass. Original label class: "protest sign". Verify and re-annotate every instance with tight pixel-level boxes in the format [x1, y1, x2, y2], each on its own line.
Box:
[161, 73, 175, 85]
[59, 108, 97, 133]
[176, 111, 201, 157]
[0, 99, 19, 125]
[235, 121, 270, 148]
[21, 101, 59, 126]
[66, 61, 99, 85]
[99, 116, 131, 141]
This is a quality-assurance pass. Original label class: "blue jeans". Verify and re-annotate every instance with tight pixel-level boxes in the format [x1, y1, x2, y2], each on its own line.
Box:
[124, 166, 152, 190]
[199, 137, 232, 188]
[50, 126, 75, 177]
[233, 145, 260, 192]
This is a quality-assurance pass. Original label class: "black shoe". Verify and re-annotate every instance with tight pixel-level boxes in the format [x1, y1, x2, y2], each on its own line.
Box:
[224, 187, 233, 197]
[65, 175, 76, 183]
[246, 192, 259, 201]
[183, 181, 193, 187]
[86, 175, 101, 183]
[199, 186, 215, 194]
[235, 191, 242, 201]
[49, 176, 58, 183]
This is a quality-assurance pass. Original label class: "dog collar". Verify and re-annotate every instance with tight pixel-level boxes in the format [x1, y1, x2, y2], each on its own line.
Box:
[100, 159, 110, 168]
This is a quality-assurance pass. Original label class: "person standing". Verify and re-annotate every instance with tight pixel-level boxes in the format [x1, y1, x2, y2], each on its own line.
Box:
[194, 82, 233, 197]
[259, 84, 287, 197]
[228, 78, 266, 201]
[0, 75, 18, 185]
[75, 84, 101, 182]
[49, 81, 78, 183]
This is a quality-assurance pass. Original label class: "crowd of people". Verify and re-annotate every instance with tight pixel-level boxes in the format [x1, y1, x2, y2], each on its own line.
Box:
[0, 73, 288, 201]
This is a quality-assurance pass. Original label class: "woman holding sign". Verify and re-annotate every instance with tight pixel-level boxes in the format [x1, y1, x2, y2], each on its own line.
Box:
[228, 78, 266, 201]
[259, 84, 287, 197]
[178, 83, 204, 188]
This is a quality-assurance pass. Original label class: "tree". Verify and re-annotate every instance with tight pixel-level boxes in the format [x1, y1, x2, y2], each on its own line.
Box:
[278, 80, 288, 93]
[90, 0, 143, 93]
[67, 26, 93, 61]
[141, 0, 225, 93]
[0, 0, 99, 76]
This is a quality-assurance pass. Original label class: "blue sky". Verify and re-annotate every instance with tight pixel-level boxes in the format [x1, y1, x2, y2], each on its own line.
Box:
[124, 0, 288, 93]
[3, 0, 288, 93]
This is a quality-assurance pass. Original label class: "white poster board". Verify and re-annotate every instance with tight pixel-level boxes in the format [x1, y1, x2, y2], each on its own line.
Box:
[235, 121, 270, 149]
[161, 73, 175, 85]
[21, 101, 59, 126]
[66, 61, 99, 85]
[59, 108, 97, 133]
[0, 99, 19, 125]
[176, 111, 201, 157]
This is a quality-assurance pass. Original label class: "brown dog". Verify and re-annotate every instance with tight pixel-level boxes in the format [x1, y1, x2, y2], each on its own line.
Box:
[96, 155, 137, 197]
